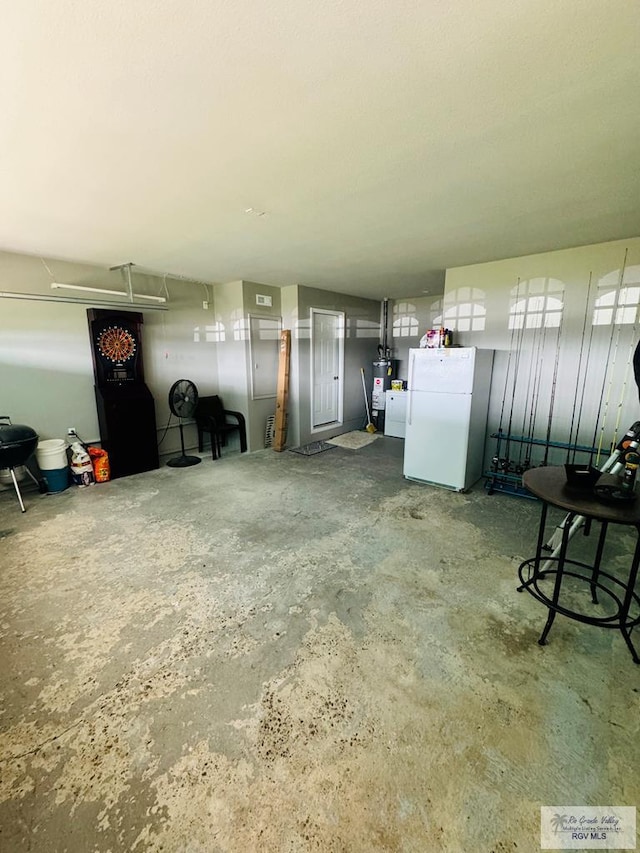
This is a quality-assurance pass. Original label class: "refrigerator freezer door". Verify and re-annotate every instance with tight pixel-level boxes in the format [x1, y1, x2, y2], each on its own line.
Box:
[403, 390, 472, 489]
[408, 348, 476, 394]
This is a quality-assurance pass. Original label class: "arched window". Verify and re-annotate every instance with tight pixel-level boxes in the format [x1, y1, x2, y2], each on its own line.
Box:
[392, 302, 419, 338]
[206, 322, 225, 342]
[233, 319, 249, 341]
[429, 298, 443, 329]
[194, 322, 226, 342]
[434, 287, 486, 332]
[508, 278, 564, 330]
[593, 267, 640, 326]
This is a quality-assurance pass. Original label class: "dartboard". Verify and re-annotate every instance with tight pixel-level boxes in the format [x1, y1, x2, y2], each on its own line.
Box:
[96, 326, 137, 363]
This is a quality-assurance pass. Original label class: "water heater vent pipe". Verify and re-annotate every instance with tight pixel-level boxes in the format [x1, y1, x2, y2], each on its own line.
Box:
[382, 297, 389, 356]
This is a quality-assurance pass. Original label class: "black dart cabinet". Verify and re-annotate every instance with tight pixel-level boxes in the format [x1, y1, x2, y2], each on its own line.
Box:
[87, 309, 159, 479]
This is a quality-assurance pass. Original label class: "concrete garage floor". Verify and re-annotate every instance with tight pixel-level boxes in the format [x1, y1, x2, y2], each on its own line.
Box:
[0, 436, 638, 852]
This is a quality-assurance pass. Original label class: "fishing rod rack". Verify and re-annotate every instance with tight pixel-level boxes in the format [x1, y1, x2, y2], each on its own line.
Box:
[488, 256, 636, 499]
[484, 430, 602, 498]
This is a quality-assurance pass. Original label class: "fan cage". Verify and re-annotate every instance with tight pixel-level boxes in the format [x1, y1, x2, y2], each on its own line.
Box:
[169, 379, 199, 420]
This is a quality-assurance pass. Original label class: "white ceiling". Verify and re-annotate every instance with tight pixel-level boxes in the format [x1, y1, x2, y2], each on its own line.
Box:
[1, 0, 639, 300]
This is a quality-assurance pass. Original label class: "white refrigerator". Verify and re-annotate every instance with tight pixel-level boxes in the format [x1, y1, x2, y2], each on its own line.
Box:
[403, 347, 494, 491]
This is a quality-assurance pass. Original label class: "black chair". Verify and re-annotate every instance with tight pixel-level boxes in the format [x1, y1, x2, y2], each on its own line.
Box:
[194, 395, 247, 460]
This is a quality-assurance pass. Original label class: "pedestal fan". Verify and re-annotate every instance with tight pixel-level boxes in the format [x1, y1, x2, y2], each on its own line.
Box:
[167, 379, 202, 467]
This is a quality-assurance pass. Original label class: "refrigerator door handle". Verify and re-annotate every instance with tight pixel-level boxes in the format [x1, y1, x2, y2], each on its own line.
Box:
[407, 352, 414, 425]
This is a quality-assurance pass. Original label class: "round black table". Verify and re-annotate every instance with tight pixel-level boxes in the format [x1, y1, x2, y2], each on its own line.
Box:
[518, 466, 640, 664]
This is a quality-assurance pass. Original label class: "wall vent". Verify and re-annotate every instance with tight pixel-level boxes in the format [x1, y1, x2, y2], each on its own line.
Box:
[256, 294, 272, 307]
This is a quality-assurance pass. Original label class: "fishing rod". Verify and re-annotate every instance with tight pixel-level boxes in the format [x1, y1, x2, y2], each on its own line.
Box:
[567, 272, 593, 463]
[596, 319, 624, 463]
[609, 271, 639, 451]
[542, 298, 566, 465]
[496, 278, 521, 444]
[524, 312, 550, 467]
[517, 302, 542, 470]
[608, 328, 637, 455]
[593, 249, 628, 465]
[523, 308, 545, 468]
[492, 278, 522, 474]
[504, 278, 526, 468]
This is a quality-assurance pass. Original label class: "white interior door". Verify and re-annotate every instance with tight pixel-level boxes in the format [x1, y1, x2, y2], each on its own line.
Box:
[311, 308, 344, 428]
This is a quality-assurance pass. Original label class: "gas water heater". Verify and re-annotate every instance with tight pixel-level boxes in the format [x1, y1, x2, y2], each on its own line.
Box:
[371, 354, 398, 430]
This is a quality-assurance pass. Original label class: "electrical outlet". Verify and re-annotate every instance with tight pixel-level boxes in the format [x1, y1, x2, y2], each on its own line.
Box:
[202, 300, 208, 310]
[67, 427, 76, 435]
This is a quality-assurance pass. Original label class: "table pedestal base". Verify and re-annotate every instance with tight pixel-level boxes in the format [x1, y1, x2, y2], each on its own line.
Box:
[518, 557, 640, 663]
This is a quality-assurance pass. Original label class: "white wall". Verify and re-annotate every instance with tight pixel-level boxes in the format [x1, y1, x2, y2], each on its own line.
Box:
[442, 237, 640, 470]
[389, 293, 446, 380]
[0, 251, 218, 456]
[7, 238, 639, 474]
[1, 298, 102, 441]
[144, 286, 218, 454]
[207, 279, 283, 454]
[0, 253, 383, 463]
[242, 281, 283, 453]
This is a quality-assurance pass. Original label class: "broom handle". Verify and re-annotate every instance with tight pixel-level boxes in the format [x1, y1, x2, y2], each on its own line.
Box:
[360, 368, 372, 422]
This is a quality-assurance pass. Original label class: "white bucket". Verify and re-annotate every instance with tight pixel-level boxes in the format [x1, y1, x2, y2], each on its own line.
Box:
[36, 439, 68, 471]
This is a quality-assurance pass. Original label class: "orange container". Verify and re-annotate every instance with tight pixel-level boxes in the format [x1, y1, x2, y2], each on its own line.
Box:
[88, 446, 111, 483]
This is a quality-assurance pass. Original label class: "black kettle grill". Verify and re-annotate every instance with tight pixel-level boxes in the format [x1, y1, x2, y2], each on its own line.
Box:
[0, 417, 40, 512]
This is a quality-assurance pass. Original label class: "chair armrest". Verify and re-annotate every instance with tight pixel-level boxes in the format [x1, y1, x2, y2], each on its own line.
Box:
[223, 409, 246, 427]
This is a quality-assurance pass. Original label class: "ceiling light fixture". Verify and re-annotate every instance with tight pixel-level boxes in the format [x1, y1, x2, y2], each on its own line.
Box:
[50, 283, 166, 303]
